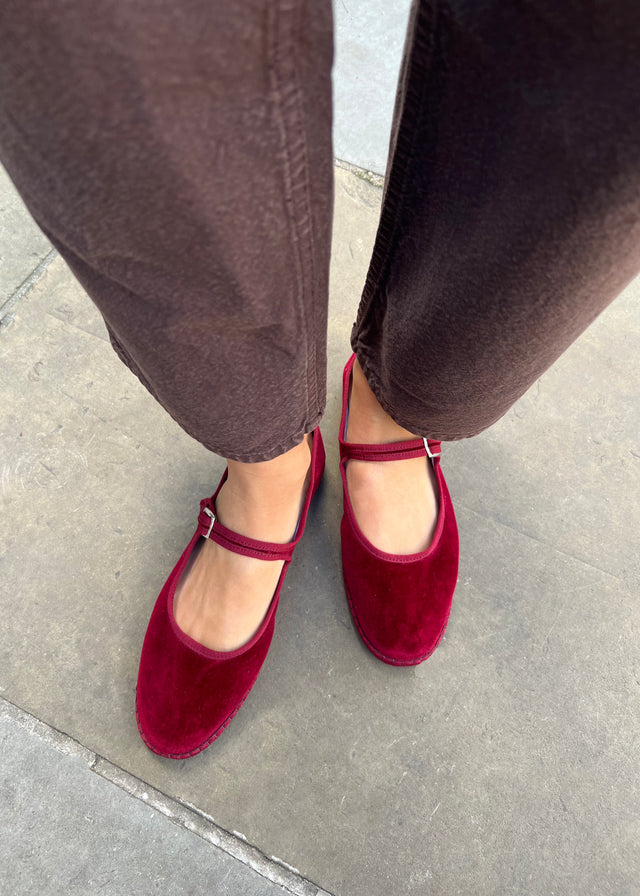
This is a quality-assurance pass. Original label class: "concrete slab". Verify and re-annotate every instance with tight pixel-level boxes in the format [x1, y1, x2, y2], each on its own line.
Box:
[0, 700, 321, 895]
[0, 165, 53, 319]
[0, 166, 639, 896]
[333, 0, 412, 174]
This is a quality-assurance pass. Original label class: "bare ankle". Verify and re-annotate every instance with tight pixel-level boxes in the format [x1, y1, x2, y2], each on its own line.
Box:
[226, 434, 310, 488]
[219, 435, 312, 542]
[348, 360, 417, 444]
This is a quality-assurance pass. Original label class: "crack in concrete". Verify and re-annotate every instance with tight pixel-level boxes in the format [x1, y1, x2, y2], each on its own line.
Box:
[463, 504, 625, 584]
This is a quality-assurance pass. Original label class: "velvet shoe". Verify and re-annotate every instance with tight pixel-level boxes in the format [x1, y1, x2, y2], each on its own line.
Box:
[339, 356, 459, 665]
[136, 429, 325, 758]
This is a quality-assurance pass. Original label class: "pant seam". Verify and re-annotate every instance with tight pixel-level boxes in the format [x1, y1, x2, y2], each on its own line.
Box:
[267, 0, 319, 424]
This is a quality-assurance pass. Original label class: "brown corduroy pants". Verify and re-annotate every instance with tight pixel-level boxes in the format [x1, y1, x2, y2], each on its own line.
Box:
[1, 1, 639, 462]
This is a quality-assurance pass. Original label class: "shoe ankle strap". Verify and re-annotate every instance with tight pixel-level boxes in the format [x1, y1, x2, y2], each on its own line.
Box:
[339, 437, 441, 464]
[196, 499, 296, 562]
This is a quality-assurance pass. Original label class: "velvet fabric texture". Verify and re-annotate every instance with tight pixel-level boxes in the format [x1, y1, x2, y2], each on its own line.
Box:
[136, 429, 326, 758]
[339, 356, 459, 665]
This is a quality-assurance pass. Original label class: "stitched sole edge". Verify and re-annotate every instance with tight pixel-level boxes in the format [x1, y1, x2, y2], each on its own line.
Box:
[135, 692, 250, 760]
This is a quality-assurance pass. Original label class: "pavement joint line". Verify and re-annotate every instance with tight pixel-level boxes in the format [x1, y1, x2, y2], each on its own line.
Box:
[0, 692, 96, 766]
[0, 695, 335, 896]
[92, 759, 335, 896]
[335, 157, 384, 188]
[0, 247, 58, 324]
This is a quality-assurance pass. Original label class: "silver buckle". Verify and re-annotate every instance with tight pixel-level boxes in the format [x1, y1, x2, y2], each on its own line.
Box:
[203, 506, 216, 539]
[424, 438, 441, 459]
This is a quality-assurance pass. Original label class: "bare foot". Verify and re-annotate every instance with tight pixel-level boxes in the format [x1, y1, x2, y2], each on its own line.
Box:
[345, 359, 438, 554]
[174, 435, 311, 651]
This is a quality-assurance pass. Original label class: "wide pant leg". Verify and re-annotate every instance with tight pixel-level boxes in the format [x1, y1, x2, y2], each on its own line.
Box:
[0, 0, 334, 462]
[2, 1, 639, 455]
[353, 0, 640, 440]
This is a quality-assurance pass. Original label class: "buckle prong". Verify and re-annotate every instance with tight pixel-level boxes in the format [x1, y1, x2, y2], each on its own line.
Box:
[203, 506, 216, 539]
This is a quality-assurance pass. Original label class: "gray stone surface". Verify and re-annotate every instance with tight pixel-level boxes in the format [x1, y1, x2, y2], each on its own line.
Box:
[333, 0, 412, 174]
[1, 166, 639, 896]
[0, 701, 309, 895]
[0, 165, 53, 318]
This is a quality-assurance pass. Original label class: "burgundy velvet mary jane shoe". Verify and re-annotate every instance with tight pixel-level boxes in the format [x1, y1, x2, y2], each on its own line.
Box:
[339, 356, 459, 666]
[136, 429, 325, 758]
